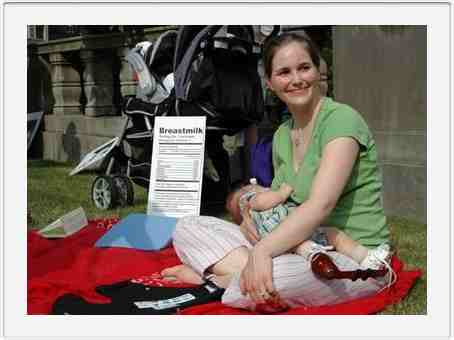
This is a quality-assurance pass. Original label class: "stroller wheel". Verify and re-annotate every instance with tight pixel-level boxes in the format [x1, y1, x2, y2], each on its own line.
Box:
[112, 176, 134, 207]
[91, 175, 119, 210]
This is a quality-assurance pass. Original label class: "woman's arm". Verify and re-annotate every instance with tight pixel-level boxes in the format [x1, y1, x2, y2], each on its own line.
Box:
[240, 137, 360, 300]
[256, 137, 360, 256]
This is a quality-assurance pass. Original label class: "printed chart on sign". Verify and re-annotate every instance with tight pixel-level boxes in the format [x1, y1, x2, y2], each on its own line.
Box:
[148, 116, 206, 218]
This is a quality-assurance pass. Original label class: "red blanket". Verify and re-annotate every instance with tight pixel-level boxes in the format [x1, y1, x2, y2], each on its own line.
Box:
[28, 219, 421, 315]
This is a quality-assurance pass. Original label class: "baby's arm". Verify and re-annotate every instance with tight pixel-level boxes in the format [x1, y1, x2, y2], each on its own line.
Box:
[249, 183, 293, 211]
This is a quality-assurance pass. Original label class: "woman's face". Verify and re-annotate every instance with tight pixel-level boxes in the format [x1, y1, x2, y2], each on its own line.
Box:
[266, 41, 321, 109]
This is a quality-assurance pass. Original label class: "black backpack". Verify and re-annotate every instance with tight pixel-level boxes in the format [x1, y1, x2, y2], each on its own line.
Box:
[174, 26, 264, 135]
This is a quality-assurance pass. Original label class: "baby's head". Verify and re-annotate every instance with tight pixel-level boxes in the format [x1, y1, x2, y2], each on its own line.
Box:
[225, 183, 255, 225]
[226, 189, 243, 225]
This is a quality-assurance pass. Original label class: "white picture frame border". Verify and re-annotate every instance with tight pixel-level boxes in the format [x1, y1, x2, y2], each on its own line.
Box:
[1, 1, 451, 339]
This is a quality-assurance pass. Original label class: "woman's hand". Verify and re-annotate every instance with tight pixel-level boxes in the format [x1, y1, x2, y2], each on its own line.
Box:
[239, 246, 276, 304]
[239, 205, 260, 245]
[255, 291, 290, 313]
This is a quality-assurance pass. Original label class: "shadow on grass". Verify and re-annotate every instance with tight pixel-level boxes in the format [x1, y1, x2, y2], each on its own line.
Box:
[28, 160, 106, 179]
[28, 159, 71, 168]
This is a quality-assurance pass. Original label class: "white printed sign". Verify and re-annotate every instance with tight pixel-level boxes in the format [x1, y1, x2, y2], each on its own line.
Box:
[147, 116, 206, 218]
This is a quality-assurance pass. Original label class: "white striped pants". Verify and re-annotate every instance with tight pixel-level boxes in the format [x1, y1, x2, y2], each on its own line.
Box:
[172, 216, 384, 310]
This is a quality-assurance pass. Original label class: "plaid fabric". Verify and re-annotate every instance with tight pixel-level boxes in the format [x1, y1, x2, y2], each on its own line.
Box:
[250, 202, 296, 237]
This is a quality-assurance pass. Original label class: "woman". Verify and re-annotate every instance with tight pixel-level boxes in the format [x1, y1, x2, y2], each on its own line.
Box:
[163, 32, 391, 310]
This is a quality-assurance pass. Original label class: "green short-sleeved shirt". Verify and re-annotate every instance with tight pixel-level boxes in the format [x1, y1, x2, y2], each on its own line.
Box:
[271, 97, 389, 248]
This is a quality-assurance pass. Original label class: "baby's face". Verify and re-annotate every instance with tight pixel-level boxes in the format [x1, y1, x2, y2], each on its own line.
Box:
[226, 189, 243, 225]
[226, 185, 256, 225]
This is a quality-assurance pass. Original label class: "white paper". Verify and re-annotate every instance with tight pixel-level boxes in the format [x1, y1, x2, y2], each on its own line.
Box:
[133, 294, 195, 310]
[38, 207, 88, 238]
[147, 116, 206, 218]
[61, 207, 88, 234]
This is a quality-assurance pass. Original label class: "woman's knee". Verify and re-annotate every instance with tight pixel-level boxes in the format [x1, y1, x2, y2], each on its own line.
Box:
[172, 217, 188, 249]
[172, 216, 207, 256]
[173, 216, 190, 239]
[173, 216, 208, 242]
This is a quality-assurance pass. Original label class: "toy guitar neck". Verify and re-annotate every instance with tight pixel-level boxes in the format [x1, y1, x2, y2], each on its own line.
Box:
[311, 252, 388, 281]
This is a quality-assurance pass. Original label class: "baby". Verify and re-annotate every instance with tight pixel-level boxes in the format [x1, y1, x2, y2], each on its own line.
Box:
[229, 179, 391, 270]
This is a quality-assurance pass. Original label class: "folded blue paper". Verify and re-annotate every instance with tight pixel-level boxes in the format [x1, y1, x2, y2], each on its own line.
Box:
[95, 213, 178, 250]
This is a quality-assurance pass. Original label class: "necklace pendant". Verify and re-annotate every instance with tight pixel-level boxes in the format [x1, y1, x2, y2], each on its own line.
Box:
[292, 128, 303, 148]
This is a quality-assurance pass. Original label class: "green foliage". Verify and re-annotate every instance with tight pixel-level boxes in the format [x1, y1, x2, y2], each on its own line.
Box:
[27, 160, 426, 314]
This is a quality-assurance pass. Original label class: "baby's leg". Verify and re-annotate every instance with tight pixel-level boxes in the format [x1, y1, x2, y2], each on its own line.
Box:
[323, 227, 368, 264]
[293, 225, 336, 259]
[317, 227, 393, 271]
[292, 227, 368, 264]
[293, 240, 325, 260]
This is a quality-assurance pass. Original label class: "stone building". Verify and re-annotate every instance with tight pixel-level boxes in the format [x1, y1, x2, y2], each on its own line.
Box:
[28, 25, 173, 163]
[332, 26, 426, 223]
[27, 25, 426, 223]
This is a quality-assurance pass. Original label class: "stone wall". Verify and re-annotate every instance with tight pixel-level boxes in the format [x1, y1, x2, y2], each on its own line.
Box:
[333, 26, 426, 223]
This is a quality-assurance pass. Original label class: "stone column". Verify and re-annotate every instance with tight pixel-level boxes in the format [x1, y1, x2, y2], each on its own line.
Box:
[49, 52, 82, 115]
[80, 49, 115, 116]
[117, 46, 137, 98]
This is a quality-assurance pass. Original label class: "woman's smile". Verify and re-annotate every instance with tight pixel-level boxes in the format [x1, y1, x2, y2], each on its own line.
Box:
[266, 41, 321, 110]
[286, 87, 309, 95]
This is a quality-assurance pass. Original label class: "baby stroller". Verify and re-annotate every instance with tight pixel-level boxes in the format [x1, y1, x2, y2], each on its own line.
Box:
[74, 26, 264, 210]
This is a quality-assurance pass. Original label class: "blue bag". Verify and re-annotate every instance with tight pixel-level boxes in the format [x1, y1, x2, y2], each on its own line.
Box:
[250, 135, 274, 187]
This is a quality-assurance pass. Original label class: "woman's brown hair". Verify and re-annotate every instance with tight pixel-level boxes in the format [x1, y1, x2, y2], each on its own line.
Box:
[262, 31, 321, 79]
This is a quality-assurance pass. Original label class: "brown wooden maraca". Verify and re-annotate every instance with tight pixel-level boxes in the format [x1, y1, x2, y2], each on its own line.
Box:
[311, 252, 388, 281]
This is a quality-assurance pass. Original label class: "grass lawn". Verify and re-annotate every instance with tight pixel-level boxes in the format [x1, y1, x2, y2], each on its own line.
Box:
[27, 159, 426, 314]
